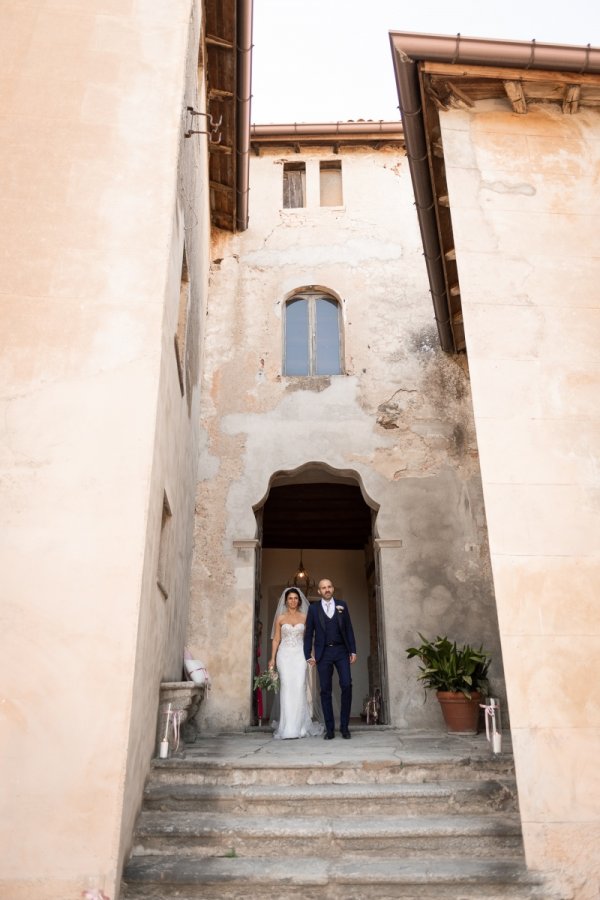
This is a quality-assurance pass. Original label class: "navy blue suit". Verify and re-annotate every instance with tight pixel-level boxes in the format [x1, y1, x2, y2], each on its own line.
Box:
[304, 599, 356, 734]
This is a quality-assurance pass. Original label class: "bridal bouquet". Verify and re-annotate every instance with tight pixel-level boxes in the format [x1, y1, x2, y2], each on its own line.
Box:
[253, 669, 280, 693]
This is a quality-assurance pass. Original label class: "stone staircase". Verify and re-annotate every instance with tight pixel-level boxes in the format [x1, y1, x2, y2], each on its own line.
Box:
[121, 730, 551, 899]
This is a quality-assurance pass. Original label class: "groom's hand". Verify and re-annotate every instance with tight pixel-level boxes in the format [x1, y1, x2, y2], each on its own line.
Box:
[349, 654, 357, 665]
[307, 656, 316, 667]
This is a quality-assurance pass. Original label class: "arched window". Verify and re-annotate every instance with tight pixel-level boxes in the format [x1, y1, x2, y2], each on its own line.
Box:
[284, 291, 342, 376]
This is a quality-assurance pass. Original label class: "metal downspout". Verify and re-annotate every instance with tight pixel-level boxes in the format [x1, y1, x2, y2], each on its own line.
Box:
[235, 0, 253, 231]
[392, 49, 454, 352]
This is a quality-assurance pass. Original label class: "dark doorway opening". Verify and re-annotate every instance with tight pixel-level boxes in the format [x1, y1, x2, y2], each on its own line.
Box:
[253, 470, 386, 726]
[262, 482, 372, 550]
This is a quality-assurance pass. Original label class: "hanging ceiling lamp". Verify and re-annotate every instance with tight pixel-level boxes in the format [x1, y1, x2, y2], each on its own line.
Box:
[289, 550, 314, 595]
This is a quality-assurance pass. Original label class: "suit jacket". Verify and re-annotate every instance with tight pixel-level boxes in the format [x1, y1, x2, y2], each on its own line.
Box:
[304, 598, 357, 663]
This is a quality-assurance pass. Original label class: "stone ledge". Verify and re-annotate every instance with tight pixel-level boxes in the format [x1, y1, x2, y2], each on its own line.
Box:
[156, 681, 206, 756]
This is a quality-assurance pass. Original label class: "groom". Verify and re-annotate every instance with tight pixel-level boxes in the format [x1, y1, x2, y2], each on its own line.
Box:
[304, 578, 357, 739]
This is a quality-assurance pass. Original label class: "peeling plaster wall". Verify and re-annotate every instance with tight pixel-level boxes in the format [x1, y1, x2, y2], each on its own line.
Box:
[190, 144, 503, 732]
[440, 99, 600, 899]
[0, 2, 208, 898]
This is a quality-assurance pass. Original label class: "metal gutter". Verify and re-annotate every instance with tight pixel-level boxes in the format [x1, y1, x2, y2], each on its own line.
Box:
[389, 31, 600, 74]
[389, 32, 600, 352]
[235, 0, 253, 231]
[251, 122, 403, 138]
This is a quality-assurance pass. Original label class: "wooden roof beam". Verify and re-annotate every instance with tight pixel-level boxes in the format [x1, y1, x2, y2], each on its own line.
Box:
[446, 81, 475, 108]
[503, 79, 527, 113]
[208, 143, 233, 155]
[210, 180, 234, 194]
[209, 88, 234, 100]
[563, 83, 581, 113]
[422, 60, 600, 87]
[205, 34, 234, 50]
[425, 82, 449, 111]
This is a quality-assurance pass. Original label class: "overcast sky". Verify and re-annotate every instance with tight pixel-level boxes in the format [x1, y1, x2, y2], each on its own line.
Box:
[251, 0, 600, 123]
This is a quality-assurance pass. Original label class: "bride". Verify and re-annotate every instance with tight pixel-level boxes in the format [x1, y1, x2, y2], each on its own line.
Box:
[268, 587, 323, 740]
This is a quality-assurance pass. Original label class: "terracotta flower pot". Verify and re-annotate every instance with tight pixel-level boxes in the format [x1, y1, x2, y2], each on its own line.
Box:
[436, 690, 482, 734]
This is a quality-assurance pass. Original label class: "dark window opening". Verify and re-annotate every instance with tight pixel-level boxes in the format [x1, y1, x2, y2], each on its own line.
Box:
[283, 162, 306, 208]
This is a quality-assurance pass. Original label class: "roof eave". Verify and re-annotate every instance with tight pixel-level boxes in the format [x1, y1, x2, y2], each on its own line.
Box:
[250, 120, 404, 151]
[205, 0, 253, 233]
[390, 32, 600, 354]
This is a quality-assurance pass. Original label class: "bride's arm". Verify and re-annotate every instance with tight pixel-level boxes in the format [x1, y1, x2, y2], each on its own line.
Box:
[303, 606, 316, 666]
[268, 618, 283, 669]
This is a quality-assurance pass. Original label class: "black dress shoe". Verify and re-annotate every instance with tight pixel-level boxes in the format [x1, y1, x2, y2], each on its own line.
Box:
[324, 731, 335, 740]
[341, 730, 351, 739]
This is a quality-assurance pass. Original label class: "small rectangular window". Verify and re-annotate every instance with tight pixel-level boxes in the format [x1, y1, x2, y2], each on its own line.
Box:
[174, 246, 189, 396]
[283, 162, 306, 208]
[157, 490, 172, 600]
[320, 161, 343, 207]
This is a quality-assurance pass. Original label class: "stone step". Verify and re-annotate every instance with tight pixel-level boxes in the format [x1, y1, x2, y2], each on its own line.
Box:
[122, 855, 549, 899]
[132, 811, 524, 859]
[143, 778, 518, 816]
[122, 732, 550, 898]
[150, 755, 516, 787]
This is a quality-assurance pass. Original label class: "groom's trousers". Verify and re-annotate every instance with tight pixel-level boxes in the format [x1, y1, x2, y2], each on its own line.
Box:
[317, 644, 352, 733]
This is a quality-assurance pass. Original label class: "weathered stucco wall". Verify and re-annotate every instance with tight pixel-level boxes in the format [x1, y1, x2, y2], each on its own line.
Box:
[190, 143, 503, 733]
[0, 2, 207, 898]
[440, 99, 600, 899]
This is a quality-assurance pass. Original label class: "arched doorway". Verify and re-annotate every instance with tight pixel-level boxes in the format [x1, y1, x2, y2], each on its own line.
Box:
[253, 465, 387, 726]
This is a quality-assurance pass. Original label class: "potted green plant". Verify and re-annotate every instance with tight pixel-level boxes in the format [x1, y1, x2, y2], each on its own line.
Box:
[406, 634, 491, 734]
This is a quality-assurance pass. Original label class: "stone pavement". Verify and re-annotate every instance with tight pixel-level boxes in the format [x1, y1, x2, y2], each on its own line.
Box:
[181, 725, 511, 767]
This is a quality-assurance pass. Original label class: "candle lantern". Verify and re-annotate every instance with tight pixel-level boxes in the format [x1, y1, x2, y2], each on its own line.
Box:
[481, 697, 502, 754]
[159, 702, 172, 758]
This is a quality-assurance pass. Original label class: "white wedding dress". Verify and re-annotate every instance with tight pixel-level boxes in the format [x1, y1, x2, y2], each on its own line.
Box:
[273, 623, 323, 740]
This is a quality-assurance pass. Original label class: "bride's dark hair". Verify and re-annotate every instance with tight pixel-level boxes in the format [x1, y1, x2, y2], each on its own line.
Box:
[271, 586, 309, 638]
[284, 588, 301, 606]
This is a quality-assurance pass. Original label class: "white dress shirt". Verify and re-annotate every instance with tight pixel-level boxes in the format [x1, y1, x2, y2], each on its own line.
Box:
[322, 598, 335, 619]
